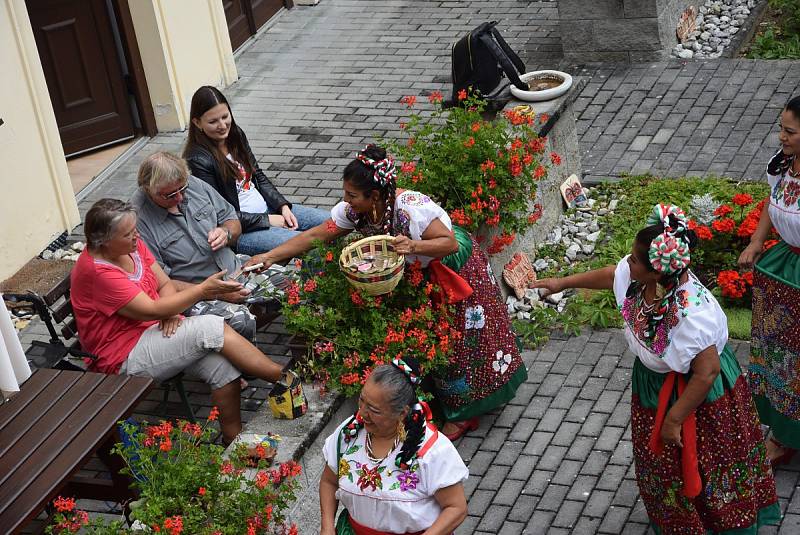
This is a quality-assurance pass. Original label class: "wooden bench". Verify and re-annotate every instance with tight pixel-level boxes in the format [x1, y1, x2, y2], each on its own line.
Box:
[4, 274, 197, 421]
[0, 368, 152, 534]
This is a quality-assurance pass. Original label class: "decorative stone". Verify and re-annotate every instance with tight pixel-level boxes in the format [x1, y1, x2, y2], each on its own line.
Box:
[565, 244, 580, 261]
[545, 291, 564, 305]
[586, 231, 601, 243]
[534, 258, 549, 272]
[71, 241, 85, 251]
[41, 250, 53, 260]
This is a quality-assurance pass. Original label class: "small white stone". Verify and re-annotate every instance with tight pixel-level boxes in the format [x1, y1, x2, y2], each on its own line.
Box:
[506, 295, 518, 306]
[71, 241, 85, 251]
[534, 259, 549, 272]
[608, 200, 619, 211]
[586, 231, 601, 243]
[41, 250, 53, 260]
[545, 291, 564, 305]
[677, 49, 694, 59]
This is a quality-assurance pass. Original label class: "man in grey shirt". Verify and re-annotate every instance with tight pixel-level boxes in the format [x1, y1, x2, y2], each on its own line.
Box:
[132, 152, 256, 340]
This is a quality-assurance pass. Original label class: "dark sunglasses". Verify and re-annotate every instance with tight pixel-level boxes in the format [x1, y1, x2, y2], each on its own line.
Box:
[160, 182, 188, 200]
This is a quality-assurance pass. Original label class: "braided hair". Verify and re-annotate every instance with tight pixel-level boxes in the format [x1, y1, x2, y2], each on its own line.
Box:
[343, 145, 398, 235]
[340, 361, 427, 470]
[627, 204, 698, 345]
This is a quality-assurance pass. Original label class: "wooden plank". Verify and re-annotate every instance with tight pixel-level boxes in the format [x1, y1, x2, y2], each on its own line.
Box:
[0, 369, 60, 430]
[0, 375, 151, 531]
[50, 299, 72, 324]
[42, 277, 70, 307]
[0, 371, 106, 483]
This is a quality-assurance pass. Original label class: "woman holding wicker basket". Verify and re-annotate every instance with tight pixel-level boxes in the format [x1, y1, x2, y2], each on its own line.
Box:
[246, 144, 526, 440]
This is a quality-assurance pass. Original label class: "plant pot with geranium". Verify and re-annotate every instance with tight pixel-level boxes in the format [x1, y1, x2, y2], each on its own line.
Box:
[281, 239, 460, 398]
[385, 90, 560, 258]
[46, 408, 301, 535]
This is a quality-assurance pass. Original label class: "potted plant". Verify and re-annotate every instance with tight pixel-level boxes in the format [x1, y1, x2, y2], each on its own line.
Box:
[281, 240, 460, 397]
[385, 90, 559, 255]
[46, 408, 301, 534]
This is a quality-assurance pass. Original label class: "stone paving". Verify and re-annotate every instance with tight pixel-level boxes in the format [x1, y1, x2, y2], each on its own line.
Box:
[572, 60, 800, 182]
[449, 329, 800, 535]
[11, 0, 800, 533]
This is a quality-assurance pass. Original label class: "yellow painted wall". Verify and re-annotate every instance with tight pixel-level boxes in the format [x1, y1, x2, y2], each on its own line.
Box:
[0, 0, 80, 280]
[129, 0, 238, 131]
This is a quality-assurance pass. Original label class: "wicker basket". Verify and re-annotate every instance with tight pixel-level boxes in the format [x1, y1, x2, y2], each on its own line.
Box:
[339, 235, 405, 296]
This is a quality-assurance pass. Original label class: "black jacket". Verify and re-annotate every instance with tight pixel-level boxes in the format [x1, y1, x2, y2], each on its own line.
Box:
[184, 126, 290, 232]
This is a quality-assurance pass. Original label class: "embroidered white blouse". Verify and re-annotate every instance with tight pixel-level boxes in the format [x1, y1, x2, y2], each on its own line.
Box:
[613, 256, 728, 374]
[767, 155, 800, 247]
[330, 190, 452, 267]
[322, 419, 469, 533]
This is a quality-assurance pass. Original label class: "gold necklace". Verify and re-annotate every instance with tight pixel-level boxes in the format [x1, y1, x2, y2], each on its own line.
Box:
[365, 432, 400, 464]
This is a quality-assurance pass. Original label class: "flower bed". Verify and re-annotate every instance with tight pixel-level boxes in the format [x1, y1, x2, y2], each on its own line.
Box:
[514, 175, 773, 344]
[281, 240, 460, 397]
[46, 409, 300, 534]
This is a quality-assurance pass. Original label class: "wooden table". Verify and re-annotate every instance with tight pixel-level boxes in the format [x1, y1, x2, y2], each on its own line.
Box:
[0, 368, 152, 533]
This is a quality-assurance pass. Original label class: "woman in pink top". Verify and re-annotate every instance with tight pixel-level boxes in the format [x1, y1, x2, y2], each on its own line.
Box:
[71, 198, 285, 443]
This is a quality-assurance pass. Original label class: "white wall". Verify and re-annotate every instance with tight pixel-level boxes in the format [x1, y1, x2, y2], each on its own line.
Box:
[0, 0, 80, 280]
[129, 0, 238, 131]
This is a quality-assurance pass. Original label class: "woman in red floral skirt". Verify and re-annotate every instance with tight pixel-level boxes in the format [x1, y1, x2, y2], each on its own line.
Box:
[535, 204, 779, 534]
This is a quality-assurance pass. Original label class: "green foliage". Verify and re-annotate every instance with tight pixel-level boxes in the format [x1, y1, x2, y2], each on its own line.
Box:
[513, 307, 557, 348]
[384, 91, 555, 253]
[282, 239, 457, 396]
[47, 418, 300, 534]
[544, 175, 770, 340]
[747, 0, 800, 59]
[724, 307, 753, 341]
[559, 290, 623, 336]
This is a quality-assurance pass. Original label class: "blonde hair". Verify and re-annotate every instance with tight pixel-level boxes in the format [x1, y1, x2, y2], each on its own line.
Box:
[137, 152, 189, 192]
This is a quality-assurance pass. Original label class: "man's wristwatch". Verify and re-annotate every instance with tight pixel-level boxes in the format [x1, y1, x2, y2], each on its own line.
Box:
[224, 227, 232, 243]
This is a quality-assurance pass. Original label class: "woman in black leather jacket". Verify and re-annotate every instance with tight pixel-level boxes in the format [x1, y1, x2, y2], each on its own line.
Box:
[183, 86, 328, 255]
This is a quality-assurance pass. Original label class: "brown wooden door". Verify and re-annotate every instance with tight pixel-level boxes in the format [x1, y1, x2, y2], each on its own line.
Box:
[250, 0, 283, 28]
[222, 0, 252, 51]
[26, 0, 135, 157]
[223, 0, 284, 51]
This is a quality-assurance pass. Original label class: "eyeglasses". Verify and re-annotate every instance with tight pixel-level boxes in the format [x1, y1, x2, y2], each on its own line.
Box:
[159, 182, 188, 200]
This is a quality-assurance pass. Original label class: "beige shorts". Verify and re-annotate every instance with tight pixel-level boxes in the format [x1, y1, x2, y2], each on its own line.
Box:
[121, 315, 241, 390]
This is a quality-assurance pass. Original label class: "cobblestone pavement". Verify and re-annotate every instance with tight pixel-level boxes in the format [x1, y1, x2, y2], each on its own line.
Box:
[73, 0, 561, 225]
[573, 60, 800, 183]
[15, 1, 800, 533]
[450, 329, 800, 535]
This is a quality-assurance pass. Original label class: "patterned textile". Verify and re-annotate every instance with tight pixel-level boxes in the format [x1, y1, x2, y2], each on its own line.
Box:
[750, 261, 800, 447]
[632, 368, 779, 534]
[185, 299, 256, 341]
[433, 233, 525, 420]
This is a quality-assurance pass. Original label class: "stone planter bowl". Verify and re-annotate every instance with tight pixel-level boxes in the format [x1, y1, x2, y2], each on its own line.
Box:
[510, 70, 573, 102]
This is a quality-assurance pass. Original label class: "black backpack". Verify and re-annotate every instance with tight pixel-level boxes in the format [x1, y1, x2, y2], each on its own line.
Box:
[450, 21, 527, 106]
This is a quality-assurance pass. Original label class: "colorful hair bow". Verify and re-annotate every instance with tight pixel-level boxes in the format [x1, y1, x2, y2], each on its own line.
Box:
[356, 144, 397, 188]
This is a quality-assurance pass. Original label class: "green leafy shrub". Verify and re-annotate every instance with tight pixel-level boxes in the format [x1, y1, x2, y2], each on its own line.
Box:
[747, 0, 800, 59]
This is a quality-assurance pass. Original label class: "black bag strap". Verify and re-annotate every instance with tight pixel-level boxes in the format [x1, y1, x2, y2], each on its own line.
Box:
[491, 27, 525, 76]
[477, 31, 527, 90]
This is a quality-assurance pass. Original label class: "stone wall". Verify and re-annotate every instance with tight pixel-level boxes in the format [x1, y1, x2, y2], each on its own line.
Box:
[558, 0, 695, 62]
[478, 78, 585, 299]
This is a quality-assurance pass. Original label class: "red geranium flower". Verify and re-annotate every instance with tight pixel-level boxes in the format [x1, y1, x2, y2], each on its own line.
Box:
[400, 95, 416, 108]
[713, 204, 733, 217]
[457, 89, 468, 101]
[712, 218, 735, 233]
[427, 90, 443, 104]
[695, 225, 713, 240]
[732, 193, 754, 206]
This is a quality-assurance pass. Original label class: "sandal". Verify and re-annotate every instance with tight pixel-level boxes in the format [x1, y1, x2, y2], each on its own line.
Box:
[443, 417, 479, 441]
[768, 437, 797, 467]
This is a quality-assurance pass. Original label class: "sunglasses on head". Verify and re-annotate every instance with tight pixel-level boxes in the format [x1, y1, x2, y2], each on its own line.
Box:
[160, 182, 188, 200]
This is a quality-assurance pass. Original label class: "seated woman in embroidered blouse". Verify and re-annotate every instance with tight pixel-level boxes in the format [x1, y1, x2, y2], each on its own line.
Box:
[183, 86, 329, 255]
[320, 361, 468, 535]
[247, 144, 527, 440]
[533, 204, 779, 535]
[70, 198, 286, 444]
[738, 95, 800, 465]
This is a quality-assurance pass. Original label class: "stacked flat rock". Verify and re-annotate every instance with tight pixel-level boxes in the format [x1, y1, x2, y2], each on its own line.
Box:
[672, 0, 756, 59]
